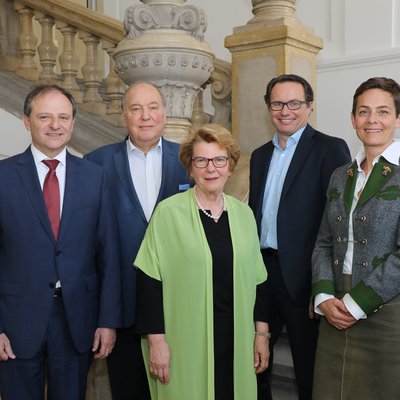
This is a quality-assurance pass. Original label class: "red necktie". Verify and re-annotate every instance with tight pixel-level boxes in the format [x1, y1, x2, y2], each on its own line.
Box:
[42, 160, 60, 240]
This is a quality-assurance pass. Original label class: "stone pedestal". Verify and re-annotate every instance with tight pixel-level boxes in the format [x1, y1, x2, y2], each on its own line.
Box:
[225, 0, 323, 153]
[113, 0, 214, 142]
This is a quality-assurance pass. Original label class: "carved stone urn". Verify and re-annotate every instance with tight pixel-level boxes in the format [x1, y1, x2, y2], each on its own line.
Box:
[113, 0, 215, 142]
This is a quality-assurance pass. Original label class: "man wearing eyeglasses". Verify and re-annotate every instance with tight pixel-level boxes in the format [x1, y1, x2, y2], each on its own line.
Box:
[248, 74, 351, 400]
[85, 82, 191, 400]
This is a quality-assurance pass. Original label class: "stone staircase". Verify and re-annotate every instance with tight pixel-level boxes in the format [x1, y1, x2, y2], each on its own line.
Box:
[0, 68, 126, 155]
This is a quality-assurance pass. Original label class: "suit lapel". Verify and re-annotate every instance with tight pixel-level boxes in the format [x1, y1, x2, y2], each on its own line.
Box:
[157, 138, 176, 203]
[16, 148, 55, 242]
[357, 157, 397, 208]
[113, 142, 147, 221]
[58, 152, 78, 242]
[252, 143, 274, 226]
[343, 162, 357, 212]
[281, 125, 314, 200]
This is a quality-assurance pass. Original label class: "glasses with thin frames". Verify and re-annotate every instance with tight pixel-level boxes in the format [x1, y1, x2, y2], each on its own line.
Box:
[268, 100, 309, 111]
[192, 156, 230, 168]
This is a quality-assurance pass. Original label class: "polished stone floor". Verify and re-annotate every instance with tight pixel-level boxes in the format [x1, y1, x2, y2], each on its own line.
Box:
[272, 380, 299, 400]
[270, 332, 298, 400]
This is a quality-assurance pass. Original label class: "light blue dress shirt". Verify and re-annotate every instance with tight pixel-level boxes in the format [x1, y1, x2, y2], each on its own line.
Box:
[260, 127, 305, 249]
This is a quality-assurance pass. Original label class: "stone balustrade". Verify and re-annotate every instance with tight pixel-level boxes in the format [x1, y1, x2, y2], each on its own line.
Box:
[0, 0, 231, 132]
[1, 0, 124, 126]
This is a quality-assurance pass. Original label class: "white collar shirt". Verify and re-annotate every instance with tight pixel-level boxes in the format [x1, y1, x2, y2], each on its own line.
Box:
[126, 137, 162, 222]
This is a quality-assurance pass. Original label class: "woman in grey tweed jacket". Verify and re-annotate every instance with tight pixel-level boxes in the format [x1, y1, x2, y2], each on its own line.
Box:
[312, 77, 400, 400]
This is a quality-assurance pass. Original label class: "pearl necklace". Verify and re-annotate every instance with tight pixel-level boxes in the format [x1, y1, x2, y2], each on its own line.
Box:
[193, 186, 227, 223]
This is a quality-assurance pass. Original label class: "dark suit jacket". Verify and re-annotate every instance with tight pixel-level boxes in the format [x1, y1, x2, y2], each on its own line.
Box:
[85, 137, 191, 327]
[0, 148, 122, 358]
[249, 124, 351, 306]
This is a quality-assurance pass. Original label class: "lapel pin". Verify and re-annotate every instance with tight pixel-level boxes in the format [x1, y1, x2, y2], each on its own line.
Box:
[346, 167, 354, 177]
[382, 165, 392, 176]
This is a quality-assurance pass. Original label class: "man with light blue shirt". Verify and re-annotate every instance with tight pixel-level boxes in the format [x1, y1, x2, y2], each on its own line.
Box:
[248, 74, 351, 400]
[85, 82, 191, 400]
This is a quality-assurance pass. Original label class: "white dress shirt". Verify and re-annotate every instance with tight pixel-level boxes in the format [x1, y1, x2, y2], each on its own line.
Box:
[126, 138, 162, 222]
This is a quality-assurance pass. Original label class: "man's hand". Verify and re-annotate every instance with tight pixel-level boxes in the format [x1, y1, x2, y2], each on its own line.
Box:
[92, 328, 116, 359]
[0, 333, 16, 361]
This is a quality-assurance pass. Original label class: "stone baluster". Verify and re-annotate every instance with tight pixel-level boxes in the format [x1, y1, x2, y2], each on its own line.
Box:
[79, 30, 106, 115]
[14, 2, 38, 80]
[56, 22, 82, 103]
[35, 12, 58, 84]
[102, 40, 126, 127]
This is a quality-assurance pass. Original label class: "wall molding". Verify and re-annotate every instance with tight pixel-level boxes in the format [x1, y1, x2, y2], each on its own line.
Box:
[318, 48, 400, 72]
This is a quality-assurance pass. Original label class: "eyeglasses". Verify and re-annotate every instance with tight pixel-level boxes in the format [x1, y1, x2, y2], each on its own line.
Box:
[268, 100, 309, 111]
[192, 156, 230, 168]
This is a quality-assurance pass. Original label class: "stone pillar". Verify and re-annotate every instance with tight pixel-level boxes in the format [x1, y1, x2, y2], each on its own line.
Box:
[225, 0, 323, 153]
[113, 0, 214, 142]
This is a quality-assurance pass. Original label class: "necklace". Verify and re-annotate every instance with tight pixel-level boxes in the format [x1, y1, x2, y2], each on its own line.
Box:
[193, 186, 227, 223]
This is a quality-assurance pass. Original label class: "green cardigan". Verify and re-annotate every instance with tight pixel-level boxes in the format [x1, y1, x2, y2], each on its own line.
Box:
[135, 188, 267, 400]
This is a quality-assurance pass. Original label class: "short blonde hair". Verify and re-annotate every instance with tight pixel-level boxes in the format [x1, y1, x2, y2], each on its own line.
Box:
[180, 124, 240, 173]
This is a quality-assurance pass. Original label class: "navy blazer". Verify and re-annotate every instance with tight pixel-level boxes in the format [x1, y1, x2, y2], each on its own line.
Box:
[0, 148, 122, 358]
[85, 137, 191, 327]
[249, 124, 351, 306]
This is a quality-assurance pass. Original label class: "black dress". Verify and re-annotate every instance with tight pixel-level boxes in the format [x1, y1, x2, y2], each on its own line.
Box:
[200, 211, 234, 400]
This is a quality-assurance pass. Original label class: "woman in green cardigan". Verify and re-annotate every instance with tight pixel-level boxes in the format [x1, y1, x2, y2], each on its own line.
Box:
[134, 124, 269, 400]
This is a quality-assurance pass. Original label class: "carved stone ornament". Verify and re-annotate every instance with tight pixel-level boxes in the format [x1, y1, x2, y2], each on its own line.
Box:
[114, 0, 214, 141]
[123, 4, 207, 42]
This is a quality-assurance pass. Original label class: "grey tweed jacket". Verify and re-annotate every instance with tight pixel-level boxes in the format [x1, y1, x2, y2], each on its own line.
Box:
[312, 156, 400, 315]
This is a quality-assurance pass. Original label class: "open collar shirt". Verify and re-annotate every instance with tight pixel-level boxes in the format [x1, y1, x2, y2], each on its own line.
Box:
[260, 127, 305, 249]
[127, 137, 162, 222]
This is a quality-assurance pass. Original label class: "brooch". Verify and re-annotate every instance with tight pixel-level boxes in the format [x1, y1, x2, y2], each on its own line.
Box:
[382, 165, 392, 176]
[346, 167, 354, 177]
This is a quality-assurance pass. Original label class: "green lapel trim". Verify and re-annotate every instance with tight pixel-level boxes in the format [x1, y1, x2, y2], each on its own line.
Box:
[357, 157, 397, 208]
[343, 162, 357, 212]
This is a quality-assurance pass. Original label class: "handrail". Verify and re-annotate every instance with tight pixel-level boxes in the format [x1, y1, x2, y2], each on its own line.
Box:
[15, 0, 123, 44]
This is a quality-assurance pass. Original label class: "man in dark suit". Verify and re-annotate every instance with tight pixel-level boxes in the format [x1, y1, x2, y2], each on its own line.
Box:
[85, 81, 191, 400]
[248, 74, 351, 400]
[0, 84, 122, 400]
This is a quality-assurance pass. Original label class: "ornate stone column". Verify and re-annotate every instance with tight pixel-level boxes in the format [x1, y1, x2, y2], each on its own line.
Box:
[225, 0, 323, 153]
[113, 0, 214, 142]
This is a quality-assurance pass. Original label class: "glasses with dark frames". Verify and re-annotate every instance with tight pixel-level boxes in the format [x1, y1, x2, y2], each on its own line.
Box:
[267, 99, 309, 111]
[192, 156, 230, 168]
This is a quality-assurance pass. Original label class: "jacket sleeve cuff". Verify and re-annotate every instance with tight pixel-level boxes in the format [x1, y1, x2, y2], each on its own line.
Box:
[349, 281, 383, 316]
[312, 280, 335, 299]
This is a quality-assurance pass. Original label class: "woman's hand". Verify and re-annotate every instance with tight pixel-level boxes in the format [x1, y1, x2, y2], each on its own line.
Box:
[147, 334, 170, 384]
[254, 321, 270, 374]
[319, 298, 357, 330]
